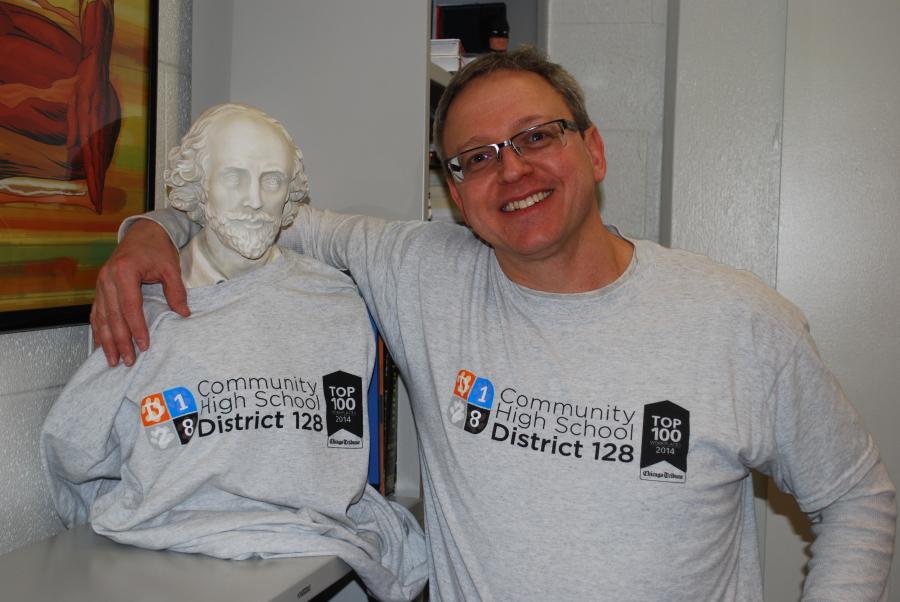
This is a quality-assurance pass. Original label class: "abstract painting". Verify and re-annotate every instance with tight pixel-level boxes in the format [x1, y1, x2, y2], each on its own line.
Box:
[0, 0, 156, 330]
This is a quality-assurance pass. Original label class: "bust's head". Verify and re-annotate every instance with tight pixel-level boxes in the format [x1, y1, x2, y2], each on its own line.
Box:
[165, 103, 309, 260]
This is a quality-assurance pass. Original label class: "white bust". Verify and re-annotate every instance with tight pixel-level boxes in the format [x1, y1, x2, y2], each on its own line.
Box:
[164, 104, 309, 287]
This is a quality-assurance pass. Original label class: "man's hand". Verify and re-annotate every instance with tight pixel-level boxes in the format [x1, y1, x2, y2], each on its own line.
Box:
[91, 219, 190, 366]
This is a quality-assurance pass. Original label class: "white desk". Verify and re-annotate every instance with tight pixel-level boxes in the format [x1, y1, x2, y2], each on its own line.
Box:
[0, 525, 357, 602]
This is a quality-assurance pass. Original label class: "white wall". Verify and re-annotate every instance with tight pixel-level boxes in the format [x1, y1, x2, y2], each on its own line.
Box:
[193, 0, 429, 223]
[0, 0, 192, 555]
[0, 327, 89, 554]
[664, 1, 899, 599]
[154, 0, 194, 209]
[547, 0, 668, 241]
[767, 1, 900, 598]
[661, 0, 786, 286]
[661, 0, 787, 575]
[190, 1, 231, 124]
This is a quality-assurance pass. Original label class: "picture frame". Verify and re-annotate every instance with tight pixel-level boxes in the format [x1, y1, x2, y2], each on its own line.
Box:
[0, 0, 158, 332]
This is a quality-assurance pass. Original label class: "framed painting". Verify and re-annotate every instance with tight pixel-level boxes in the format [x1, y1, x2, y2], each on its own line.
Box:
[0, 0, 158, 331]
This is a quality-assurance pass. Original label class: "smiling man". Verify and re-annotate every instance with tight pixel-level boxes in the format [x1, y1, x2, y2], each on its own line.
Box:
[91, 49, 895, 600]
[439, 68, 631, 293]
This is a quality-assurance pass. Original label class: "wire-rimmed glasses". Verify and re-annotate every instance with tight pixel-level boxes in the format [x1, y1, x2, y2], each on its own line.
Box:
[445, 119, 580, 182]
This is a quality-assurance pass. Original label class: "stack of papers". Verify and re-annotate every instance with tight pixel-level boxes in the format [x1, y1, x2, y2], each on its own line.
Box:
[430, 38, 463, 72]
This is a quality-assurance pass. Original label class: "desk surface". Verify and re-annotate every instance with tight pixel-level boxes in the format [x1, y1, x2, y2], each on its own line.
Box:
[0, 525, 353, 602]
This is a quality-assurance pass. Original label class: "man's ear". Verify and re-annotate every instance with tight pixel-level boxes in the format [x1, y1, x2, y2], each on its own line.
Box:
[446, 175, 470, 225]
[583, 126, 607, 183]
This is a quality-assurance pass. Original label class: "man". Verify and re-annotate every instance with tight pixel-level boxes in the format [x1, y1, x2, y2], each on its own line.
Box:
[92, 49, 896, 600]
[43, 103, 426, 602]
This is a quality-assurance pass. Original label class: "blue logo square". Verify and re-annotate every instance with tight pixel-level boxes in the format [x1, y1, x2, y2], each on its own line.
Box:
[163, 387, 197, 418]
[468, 377, 494, 410]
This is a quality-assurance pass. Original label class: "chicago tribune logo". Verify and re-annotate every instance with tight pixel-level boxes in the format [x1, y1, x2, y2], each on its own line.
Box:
[447, 369, 495, 434]
[639, 400, 690, 484]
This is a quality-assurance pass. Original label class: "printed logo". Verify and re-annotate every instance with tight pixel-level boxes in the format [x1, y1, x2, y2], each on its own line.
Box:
[140, 393, 169, 426]
[448, 369, 495, 434]
[323, 371, 363, 449]
[140, 387, 199, 450]
[639, 400, 690, 484]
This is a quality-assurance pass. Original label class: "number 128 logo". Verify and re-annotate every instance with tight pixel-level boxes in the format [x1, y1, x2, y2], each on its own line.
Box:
[447, 369, 494, 434]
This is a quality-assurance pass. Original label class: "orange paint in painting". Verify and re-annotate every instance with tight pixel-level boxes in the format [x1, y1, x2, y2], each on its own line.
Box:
[0, 258, 99, 302]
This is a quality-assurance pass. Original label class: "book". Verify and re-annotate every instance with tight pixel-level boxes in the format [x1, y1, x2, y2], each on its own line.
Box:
[431, 54, 461, 73]
[430, 38, 463, 56]
[431, 38, 463, 73]
[461, 55, 478, 68]
[381, 348, 399, 497]
[367, 331, 381, 490]
[428, 167, 465, 224]
[365, 326, 400, 496]
[377, 335, 386, 493]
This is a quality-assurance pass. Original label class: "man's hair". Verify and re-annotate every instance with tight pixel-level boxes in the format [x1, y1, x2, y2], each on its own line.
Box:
[164, 103, 310, 226]
[432, 46, 593, 161]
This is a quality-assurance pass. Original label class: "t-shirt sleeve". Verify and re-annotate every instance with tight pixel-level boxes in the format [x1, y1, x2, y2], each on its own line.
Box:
[279, 205, 429, 351]
[764, 331, 877, 508]
[121, 204, 435, 377]
[118, 208, 200, 249]
[40, 349, 143, 527]
[760, 330, 896, 598]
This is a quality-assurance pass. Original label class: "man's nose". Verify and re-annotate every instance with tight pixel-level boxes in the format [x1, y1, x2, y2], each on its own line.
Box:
[497, 145, 533, 183]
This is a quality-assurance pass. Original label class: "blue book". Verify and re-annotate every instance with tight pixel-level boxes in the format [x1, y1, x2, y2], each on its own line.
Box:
[366, 322, 381, 489]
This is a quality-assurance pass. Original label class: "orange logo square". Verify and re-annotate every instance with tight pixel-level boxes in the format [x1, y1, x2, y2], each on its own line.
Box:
[140, 393, 171, 426]
[453, 369, 476, 399]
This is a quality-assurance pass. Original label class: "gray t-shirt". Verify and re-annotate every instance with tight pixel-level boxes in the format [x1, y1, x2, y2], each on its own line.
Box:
[147, 207, 896, 601]
[41, 250, 427, 602]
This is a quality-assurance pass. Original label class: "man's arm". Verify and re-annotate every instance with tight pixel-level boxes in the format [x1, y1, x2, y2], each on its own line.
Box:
[761, 330, 897, 598]
[93, 204, 429, 367]
[279, 205, 434, 361]
[93, 203, 313, 366]
[804, 462, 896, 601]
[92, 215, 190, 366]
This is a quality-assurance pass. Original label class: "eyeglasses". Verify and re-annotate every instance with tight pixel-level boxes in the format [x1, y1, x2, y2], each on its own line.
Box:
[445, 119, 580, 182]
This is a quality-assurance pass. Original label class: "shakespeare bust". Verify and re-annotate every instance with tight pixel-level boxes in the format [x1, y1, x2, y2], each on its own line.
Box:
[41, 103, 427, 600]
[164, 103, 309, 287]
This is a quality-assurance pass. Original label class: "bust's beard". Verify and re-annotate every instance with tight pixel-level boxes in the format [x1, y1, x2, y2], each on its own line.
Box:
[206, 207, 280, 259]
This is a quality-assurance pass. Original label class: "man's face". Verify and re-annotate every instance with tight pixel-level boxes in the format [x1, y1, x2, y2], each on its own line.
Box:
[203, 113, 295, 259]
[443, 70, 606, 268]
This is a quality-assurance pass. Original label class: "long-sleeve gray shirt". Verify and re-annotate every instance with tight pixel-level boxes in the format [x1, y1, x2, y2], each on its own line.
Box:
[41, 250, 427, 602]
[142, 206, 896, 601]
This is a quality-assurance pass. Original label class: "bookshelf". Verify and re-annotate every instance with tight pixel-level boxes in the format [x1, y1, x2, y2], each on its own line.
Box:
[426, 63, 466, 225]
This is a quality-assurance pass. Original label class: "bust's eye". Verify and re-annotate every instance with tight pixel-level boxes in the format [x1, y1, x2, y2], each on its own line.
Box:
[262, 173, 284, 191]
[222, 171, 241, 187]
